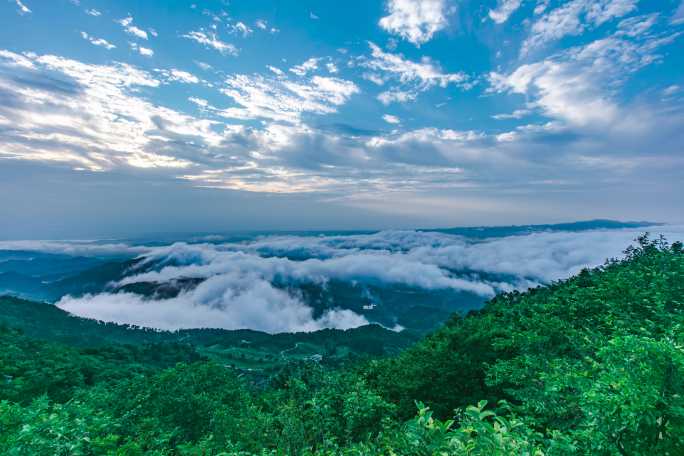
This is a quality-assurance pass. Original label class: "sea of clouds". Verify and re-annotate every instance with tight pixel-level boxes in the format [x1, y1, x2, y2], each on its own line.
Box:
[10, 225, 680, 333]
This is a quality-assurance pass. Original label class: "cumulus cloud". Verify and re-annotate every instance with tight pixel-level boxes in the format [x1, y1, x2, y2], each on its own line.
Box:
[379, 0, 449, 46]
[0, 50, 225, 171]
[490, 25, 680, 127]
[85, 8, 101, 17]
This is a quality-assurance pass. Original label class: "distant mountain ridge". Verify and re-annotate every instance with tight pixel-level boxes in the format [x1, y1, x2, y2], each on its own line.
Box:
[425, 219, 659, 238]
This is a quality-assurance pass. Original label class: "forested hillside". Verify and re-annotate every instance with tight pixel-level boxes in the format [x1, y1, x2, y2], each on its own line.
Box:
[1, 235, 682, 455]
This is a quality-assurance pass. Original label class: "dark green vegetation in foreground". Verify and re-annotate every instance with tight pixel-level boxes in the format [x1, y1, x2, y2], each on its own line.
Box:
[1, 235, 683, 455]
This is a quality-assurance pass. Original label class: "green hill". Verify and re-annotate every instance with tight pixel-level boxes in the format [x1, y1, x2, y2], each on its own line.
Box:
[0, 295, 417, 380]
[0, 235, 682, 455]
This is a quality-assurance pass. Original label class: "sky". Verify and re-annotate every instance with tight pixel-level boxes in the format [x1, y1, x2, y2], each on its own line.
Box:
[0, 0, 683, 239]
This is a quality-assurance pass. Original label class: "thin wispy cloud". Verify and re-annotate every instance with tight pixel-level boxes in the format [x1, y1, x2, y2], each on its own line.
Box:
[182, 30, 238, 55]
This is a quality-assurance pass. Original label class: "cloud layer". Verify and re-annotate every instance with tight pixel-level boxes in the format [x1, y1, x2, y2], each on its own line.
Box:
[45, 225, 684, 332]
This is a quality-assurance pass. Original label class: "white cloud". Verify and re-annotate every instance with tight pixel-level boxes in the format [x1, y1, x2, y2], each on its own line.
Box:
[586, 0, 640, 26]
[158, 68, 200, 84]
[490, 28, 680, 127]
[534, 0, 550, 15]
[496, 131, 518, 142]
[118, 242, 496, 297]
[57, 284, 368, 333]
[80, 32, 116, 50]
[522, 0, 639, 54]
[363, 73, 386, 85]
[0, 50, 227, 172]
[663, 84, 681, 96]
[290, 57, 319, 76]
[220, 73, 359, 123]
[255, 19, 278, 33]
[182, 30, 238, 56]
[492, 108, 531, 120]
[379, 0, 448, 46]
[85, 8, 101, 17]
[0, 240, 149, 256]
[117, 15, 149, 40]
[489, 0, 522, 24]
[267, 65, 284, 75]
[383, 114, 401, 124]
[195, 61, 213, 71]
[14, 0, 30, 15]
[674, 0, 684, 24]
[363, 42, 467, 102]
[130, 42, 154, 57]
[231, 21, 253, 37]
[616, 13, 659, 38]
[326, 62, 339, 74]
[51, 224, 684, 333]
[188, 96, 209, 108]
[490, 61, 618, 127]
[378, 89, 416, 105]
[408, 226, 684, 283]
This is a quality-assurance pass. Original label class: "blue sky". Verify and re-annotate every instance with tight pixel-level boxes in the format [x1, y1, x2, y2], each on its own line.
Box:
[0, 0, 683, 238]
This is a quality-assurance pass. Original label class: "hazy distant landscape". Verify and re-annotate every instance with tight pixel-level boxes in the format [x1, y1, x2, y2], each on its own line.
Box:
[1, 220, 677, 335]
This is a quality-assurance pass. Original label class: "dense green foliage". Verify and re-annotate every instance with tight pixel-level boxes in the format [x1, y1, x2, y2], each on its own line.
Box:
[0, 235, 682, 454]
